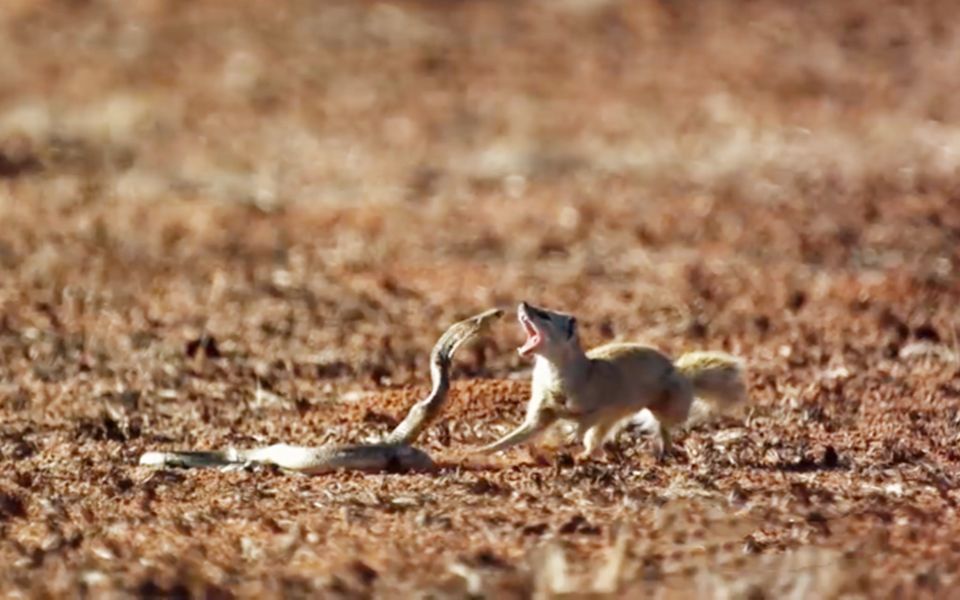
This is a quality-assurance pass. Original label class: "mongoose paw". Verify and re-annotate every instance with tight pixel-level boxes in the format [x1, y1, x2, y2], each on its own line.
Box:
[602, 441, 626, 462]
[652, 441, 673, 462]
[653, 444, 688, 464]
[554, 452, 576, 469]
[576, 447, 606, 464]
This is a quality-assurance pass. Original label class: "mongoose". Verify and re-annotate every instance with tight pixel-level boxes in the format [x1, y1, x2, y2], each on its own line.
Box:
[140, 308, 503, 474]
[477, 302, 746, 459]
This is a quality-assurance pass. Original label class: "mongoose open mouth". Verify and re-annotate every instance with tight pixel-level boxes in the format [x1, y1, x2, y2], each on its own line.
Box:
[517, 304, 542, 356]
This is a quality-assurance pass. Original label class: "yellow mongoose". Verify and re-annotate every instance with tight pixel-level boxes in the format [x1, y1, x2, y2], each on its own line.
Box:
[477, 302, 746, 459]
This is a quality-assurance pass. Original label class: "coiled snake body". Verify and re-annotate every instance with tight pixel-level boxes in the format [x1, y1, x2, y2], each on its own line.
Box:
[139, 309, 503, 474]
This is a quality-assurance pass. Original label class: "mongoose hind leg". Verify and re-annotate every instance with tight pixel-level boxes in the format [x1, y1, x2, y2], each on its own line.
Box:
[578, 421, 614, 461]
[648, 376, 694, 462]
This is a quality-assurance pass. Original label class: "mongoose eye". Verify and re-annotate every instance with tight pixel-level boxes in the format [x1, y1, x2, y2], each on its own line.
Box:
[566, 317, 577, 339]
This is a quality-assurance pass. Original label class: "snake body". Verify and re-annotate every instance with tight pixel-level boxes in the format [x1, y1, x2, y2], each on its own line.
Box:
[139, 308, 503, 474]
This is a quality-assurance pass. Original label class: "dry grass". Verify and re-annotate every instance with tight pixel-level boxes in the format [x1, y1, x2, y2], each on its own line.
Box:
[1, 0, 959, 598]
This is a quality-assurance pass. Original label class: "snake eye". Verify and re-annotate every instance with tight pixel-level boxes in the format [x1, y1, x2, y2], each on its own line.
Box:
[566, 317, 577, 339]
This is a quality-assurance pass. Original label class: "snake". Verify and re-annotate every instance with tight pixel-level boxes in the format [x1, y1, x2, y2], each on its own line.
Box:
[138, 308, 503, 474]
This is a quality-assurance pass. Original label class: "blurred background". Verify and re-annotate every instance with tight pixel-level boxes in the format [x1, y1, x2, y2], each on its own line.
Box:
[4, 1, 960, 203]
[2, 0, 959, 387]
[1, 0, 956, 381]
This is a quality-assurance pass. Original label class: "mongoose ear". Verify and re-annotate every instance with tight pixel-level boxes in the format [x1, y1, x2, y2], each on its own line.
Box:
[567, 317, 577, 339]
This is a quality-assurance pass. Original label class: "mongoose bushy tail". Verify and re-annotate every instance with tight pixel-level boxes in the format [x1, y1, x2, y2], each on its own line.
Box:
[674, 350, 747, 411]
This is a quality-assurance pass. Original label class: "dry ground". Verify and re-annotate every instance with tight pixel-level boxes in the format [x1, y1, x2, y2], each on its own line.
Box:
[1, 0, 960, 597]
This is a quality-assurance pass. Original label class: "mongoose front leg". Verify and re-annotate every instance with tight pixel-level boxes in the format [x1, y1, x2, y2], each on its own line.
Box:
[652, 422, 673, 462]
[478, 405, 558, 455]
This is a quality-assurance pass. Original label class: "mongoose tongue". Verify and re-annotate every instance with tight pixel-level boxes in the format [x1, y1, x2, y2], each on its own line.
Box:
[518, 317, 541, 356]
